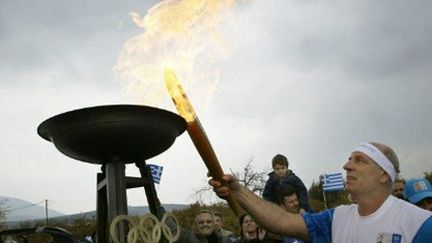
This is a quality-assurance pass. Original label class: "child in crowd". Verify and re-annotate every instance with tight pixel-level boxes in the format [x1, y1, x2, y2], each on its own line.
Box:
[262, 154, 313, 213]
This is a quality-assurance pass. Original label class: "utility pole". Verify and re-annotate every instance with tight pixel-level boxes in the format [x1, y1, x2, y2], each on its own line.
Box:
[45, 199, 48, 226]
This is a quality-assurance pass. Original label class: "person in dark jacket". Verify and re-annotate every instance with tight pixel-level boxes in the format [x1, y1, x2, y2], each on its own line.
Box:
[262, 154, 312, 213]
[177, 209, 232, 243]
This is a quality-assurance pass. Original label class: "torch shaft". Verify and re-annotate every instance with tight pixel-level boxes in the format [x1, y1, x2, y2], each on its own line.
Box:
[164, 68, 240, 215]
[187, 119, 241, 216]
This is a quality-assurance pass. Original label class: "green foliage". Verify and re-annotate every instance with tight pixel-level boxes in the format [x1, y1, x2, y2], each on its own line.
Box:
[308, 181, 326, 211]
[0, 201, 5, 231]
[308, 181, 323, 202]
[423, 171, 432, 183]
[54, 216, 96, 239]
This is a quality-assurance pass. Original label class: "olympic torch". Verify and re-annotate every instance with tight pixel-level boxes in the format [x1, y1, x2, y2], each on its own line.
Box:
[164, 68, 241, 216]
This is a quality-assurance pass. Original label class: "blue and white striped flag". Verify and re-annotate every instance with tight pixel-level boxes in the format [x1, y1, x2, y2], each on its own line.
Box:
[321, 172, 344, 192]
[148, 164, 164, 184]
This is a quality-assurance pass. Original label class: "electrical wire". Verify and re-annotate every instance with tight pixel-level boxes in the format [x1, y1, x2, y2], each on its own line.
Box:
[2, 200, 45, 212]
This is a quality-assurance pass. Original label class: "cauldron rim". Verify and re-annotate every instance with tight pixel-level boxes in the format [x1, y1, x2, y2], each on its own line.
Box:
[37, 104, 187, 164]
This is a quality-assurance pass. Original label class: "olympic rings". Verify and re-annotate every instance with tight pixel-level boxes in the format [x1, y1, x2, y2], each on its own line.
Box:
[161, 213, 180, 242]
[110, 213, 181, 243]
[110, 215, 135, 243]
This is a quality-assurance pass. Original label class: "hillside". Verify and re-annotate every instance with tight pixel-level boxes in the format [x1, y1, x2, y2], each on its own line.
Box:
[1, 195, 188, 228]
[0, 196, 64, 222]
[50, 204, 188, 223]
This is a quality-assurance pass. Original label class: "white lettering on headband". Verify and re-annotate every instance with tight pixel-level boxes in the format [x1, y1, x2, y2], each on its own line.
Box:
[353, 142, 397, 182]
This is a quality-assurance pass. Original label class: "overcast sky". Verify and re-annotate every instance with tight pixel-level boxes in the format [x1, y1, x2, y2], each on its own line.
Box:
[1, 0, 431, 215]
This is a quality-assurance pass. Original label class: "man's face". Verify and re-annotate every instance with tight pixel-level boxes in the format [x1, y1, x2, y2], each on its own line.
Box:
[343, 151, 387, 195]
[195, 212, 215, 236]
[281, 193, 300, 213]
[393, 181, 405, 199]
[274, 164, 288, 179]
[417, 198, 432, 211]
[214, 215, 222, 230]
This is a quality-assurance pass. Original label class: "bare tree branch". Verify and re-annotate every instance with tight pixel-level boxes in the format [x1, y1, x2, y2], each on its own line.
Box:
[194, 156, 268, 199]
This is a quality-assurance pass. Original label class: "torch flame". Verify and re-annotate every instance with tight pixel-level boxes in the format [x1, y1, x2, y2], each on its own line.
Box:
[164, 68, 196, 122]
[115, 0, 236, 107]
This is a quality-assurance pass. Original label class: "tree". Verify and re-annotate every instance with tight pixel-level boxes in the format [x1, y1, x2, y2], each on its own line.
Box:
[308, 181, 326, 211]
[0, 200, 6, 230]
[423, 171, 432, 183]
[231, 157, 267, 194]
[194, 156, 268, 201]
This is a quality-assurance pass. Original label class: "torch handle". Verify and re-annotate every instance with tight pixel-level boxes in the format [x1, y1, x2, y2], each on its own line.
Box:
[187, 119, 241, 216]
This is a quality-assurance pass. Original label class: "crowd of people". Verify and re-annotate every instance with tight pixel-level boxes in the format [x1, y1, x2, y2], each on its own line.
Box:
[83, 142, 431, 243]
[175, 152, 314, 243]
[392, 177, 432, 211]
[203, 142, 432, 243]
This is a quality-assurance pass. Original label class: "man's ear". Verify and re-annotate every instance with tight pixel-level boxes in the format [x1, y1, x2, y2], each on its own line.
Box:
[379, 171, 390, 184]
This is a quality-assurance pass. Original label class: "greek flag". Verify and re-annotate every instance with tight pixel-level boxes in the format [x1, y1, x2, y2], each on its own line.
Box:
[148, 164, 164, 184]
[321, 172, 344, 192]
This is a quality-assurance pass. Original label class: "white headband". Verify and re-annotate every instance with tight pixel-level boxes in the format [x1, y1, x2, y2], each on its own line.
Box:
[353, 142, 397, 182]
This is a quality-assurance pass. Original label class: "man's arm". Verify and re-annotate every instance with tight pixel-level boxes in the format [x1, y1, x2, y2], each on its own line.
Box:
[210, 174, 311, 240]
[413, 216, 432, 243]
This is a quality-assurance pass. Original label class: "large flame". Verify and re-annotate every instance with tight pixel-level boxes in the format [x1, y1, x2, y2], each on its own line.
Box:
[115, 0, 237, 107]
[164, 68, 196, 122]
[116, 0, 242, 214]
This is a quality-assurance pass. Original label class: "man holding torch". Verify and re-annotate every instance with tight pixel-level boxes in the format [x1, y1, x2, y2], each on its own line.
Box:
[209, 142, 432, 242]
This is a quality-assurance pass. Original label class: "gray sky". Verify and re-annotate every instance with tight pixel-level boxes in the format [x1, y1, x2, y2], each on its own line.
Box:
[1, 0, 431, 215]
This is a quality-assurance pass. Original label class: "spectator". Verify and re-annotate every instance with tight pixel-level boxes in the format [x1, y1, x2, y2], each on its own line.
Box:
[277, 186, 301, 214]
[405, 178, 432, 211]
[209, 142, 432, 242]
[236, 214, 273, 243]
[214, 211, 236, 241]
[177, 210, 232, 243]
[393, 178, 406, 200]
[276, 187, 307, 243]
[262, 154, 312, 213]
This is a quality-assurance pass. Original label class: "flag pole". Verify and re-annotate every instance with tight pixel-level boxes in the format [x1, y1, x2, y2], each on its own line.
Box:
[322, 189, 328, 209]
[320, 174, 328, 209]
